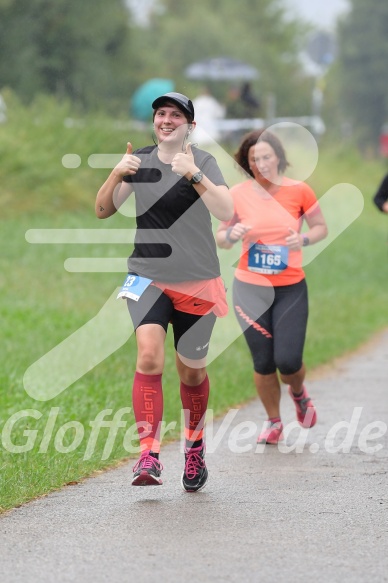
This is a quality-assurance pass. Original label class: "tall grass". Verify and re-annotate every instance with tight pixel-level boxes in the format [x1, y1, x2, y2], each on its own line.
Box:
[0, 92, 387, 511]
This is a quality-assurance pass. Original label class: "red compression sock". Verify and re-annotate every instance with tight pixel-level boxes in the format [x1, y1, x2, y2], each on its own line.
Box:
[180, 374, 210, 446]
[132, 371, 163, 453]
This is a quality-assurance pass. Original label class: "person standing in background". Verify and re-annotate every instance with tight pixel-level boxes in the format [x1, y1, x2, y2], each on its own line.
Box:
[192, 86, 226, 145]
[240, 82, 261, 118]
[373, 173, 388, 213]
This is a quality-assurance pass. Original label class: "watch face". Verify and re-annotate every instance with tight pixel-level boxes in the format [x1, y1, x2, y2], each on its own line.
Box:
[192, 172, 203, 183]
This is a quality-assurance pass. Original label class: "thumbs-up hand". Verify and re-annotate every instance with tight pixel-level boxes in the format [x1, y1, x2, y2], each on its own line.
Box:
[184, 141, 195, 161]
[114, 141, 141, 178]
[171, 141, 196, 178]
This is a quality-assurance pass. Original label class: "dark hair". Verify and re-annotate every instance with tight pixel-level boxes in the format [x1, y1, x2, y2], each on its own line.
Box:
[234, 129, 290, 177]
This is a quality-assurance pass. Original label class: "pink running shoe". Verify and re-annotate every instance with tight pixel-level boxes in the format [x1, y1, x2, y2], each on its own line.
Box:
[257, 421, 284, 444]
[288, 385, 317, 428]
[132, 451, 163, 486]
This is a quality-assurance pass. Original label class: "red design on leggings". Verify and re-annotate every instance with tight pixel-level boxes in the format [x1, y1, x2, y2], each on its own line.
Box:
[235, 305, 272, 338]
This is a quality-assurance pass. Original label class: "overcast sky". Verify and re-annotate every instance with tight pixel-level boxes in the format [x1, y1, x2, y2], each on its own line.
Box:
[283, 0, 350, 29]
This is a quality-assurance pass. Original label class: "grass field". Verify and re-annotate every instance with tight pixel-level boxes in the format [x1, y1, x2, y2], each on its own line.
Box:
[1, 92, 388, 512]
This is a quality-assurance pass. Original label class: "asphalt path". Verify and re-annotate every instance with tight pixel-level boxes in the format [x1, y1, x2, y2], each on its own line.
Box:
[1, 330, 388, 583]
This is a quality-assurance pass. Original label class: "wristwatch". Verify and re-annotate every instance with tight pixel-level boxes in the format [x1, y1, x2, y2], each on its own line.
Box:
[189, 171, 203, 185]
[302, 235, 310, 246]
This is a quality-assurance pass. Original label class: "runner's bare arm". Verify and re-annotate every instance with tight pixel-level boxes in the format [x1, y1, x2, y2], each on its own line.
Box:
[216, 221, 252, 249]
[286, 207, 328, 250]
[95, 142, 139, 219]
[303, 206, 328, 245]
[171, 143, 233, 221]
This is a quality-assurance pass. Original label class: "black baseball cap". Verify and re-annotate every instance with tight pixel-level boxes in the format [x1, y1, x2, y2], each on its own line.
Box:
[152, 92, 195, 121]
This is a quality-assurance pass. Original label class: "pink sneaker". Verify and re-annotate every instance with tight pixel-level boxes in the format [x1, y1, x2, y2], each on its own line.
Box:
[257, 421, 284, 444]
[132, 451, 163, 486]
[288, 385, 317, 428]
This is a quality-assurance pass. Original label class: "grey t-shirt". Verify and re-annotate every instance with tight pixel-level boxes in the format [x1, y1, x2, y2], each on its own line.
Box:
[123, 145, 228, 282]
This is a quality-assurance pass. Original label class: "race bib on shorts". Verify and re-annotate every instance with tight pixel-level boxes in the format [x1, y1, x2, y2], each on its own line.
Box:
[117, 274, 153, 301]
[248, 243, 289, 275]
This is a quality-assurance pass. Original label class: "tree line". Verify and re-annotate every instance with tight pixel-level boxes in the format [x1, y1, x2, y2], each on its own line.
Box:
[0, 0, 387, 150]
[0, 0, 313, 117]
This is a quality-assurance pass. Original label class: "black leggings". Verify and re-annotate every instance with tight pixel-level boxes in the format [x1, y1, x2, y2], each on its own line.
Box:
[233, 278, 308, 375]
